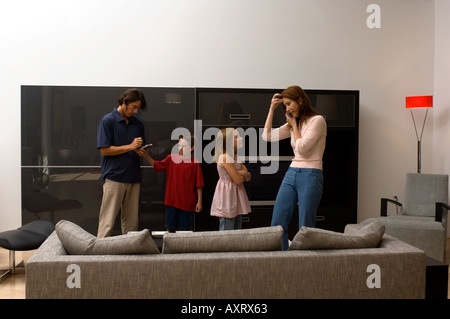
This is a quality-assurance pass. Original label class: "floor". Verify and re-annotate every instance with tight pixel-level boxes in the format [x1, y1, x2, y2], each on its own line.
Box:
[0, 250, 32, 299]
[1, 239, 450, 299]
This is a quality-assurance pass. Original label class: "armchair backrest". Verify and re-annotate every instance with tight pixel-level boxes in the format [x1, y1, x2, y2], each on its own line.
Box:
[402, 173, 448, 216]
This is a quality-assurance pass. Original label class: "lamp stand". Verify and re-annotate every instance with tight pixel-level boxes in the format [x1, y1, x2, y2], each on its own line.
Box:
[417, 140, 421, 173]
[409, 108, 429, 173]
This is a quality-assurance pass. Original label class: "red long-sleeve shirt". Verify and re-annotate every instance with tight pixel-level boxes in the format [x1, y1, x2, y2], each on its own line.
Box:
[153, 154, 204, 212]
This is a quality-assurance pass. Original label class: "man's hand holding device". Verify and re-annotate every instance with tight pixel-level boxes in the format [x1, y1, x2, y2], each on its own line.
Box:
[135, 142, 152, 156]
[140, 144, 153, 150]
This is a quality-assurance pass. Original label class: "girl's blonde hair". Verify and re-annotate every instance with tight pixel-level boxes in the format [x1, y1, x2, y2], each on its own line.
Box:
[213, 128, 236, 164]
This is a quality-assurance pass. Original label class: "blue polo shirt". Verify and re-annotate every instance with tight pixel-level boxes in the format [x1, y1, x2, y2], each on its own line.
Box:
[97, 108, 145, 183]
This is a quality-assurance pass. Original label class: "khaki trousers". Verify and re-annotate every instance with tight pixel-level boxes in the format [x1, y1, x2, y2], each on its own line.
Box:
[97, 179, 140, 237]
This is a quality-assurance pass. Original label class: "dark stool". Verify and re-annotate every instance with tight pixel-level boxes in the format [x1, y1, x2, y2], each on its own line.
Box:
[0, 220, 54, 283]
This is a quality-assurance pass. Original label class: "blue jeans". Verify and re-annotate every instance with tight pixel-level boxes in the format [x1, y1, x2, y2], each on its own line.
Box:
[165, 206, 195, 231]
[219, 215, 242, 231]
[271, 167, 323, 250]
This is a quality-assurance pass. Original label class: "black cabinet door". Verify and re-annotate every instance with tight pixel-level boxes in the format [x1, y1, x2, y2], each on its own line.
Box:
[195, 88, 359, 234]
[21, 86, 197, 234]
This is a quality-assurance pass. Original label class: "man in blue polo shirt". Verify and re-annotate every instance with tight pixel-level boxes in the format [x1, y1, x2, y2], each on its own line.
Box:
[96, 88, 147, 237]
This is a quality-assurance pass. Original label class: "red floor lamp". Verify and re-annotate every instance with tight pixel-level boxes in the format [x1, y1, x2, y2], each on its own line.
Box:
[405, 95, 433, 173]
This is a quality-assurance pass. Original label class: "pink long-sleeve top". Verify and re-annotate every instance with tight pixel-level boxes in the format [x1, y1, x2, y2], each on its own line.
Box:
[262, 115, 327, 170]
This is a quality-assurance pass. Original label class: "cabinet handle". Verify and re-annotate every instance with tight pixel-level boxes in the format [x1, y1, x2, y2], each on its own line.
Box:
[230, 114, 251, 120]
[249, 200, 276, 206]
[315, 216, 325, 221]
[241, 216, 250, 223]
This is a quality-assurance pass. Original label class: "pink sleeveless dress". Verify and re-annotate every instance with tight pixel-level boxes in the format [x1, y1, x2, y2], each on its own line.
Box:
[210, 163, 251, 218]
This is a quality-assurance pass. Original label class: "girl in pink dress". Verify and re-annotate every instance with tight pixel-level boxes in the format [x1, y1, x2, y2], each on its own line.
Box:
[210, 128, 251, 230]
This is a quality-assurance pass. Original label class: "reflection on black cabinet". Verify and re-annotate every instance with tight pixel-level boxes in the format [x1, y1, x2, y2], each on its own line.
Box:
[21, 86, 195, 166]
[196, 88, 357, 129]
[197, 88, 285, 127]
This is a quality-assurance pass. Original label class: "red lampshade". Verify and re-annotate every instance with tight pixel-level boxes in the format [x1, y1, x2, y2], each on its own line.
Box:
[405, 95, 433, 108]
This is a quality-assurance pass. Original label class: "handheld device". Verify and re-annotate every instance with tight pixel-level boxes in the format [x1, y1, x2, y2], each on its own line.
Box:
[140, 144, 153, 150]
[286, 112, 294, 118]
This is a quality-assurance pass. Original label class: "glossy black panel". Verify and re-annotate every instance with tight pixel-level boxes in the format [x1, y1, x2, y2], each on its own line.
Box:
[21, 86, 195, 166]
[197, 88, 285, 127]
[21, 86, 195, 234]
[197, 88, 357, 128]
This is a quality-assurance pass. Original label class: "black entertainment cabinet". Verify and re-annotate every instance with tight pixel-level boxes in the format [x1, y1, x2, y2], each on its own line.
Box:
[194, 88, 359, 238]
[21, 86, 358, 237]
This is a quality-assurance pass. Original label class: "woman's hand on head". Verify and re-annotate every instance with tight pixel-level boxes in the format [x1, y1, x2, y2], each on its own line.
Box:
[270, 93, 283, 111]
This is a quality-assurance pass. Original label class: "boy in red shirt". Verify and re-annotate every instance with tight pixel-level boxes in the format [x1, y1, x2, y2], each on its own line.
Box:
[142, 135, 204, 232]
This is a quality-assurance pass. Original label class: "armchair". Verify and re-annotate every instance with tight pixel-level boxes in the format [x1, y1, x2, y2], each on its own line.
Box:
[362, 173, 448, 262]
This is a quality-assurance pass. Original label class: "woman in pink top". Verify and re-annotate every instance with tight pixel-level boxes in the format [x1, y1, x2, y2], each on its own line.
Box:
[210, 128, 251, 230]
[262, 85, 327, 250]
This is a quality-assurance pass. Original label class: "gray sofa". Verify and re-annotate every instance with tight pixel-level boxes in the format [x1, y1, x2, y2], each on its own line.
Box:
[25, 221, 426, 299]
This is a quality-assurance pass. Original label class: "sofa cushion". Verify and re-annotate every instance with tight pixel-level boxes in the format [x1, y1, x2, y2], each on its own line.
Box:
[162, 226, 283, 254]
[55, 220, 159, 255]
[288, 222, 385, 250]
[55, 220, 96, 255]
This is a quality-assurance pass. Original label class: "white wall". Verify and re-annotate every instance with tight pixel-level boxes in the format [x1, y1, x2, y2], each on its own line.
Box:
[0, 0, 446, 232]
[434, 0, 450, 232]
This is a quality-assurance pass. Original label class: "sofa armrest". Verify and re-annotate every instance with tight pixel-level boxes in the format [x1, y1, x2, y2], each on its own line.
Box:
[27, 231, 67, 261]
